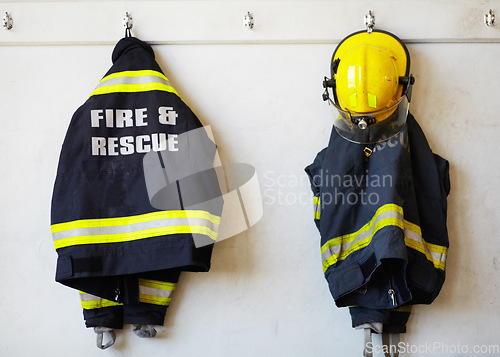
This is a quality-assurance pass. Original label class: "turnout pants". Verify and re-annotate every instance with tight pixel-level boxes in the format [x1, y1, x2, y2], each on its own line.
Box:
[80, 269, 181, 330]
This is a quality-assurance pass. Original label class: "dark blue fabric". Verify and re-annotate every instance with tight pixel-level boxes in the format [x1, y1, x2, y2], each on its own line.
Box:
[305, 113, 450, 331]
[51, 37, 221, 329]
[83, 269, 181, 328]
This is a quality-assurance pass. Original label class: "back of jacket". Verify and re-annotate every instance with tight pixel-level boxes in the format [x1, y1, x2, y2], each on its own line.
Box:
[51, 37, 223, 303]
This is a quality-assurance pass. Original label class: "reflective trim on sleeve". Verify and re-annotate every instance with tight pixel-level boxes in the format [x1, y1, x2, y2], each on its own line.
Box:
[79, 291, 122, 310]
[52, 210, 221, 249]
[313, 195, 321, 220]
[89, 70, 179, 98]
[320, 203, 448, 273]
[138, 278, 176, 306]
[404, 220, 448, 271]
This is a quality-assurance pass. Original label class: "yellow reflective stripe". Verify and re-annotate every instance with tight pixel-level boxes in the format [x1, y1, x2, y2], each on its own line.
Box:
[54, 225, 218, 249]
[52, 210, 220, 249]
[321, 204, 402, 255]
[99, 70, 168, 83]
[404, 220, 449, 254]
[51, 210, 221, 233]
[140, 295, 172, 306]
[139, 279, 176, 291]
[367, 93, 377, 108]
[81, 299, 122, 309]
[338, 218, 403, 259]
[320, 203, 448, 273]
[349, 93, 358, 108]
[138, 278, 176, 306]
[89, 69, 179, 97]
[90, 82, 178, 97]
[313, 195, 321, 220]
[79, 292, 122, 310]
[404, 220, 447, 271]
[322, 217, 403, 272]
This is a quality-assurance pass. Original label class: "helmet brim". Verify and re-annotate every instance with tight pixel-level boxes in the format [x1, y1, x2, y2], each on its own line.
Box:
[328, 92, 410, 144]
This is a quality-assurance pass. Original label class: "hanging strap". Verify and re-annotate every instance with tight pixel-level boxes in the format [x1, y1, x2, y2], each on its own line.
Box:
[94, 327, 116, 350]
[382, 333, 400, 357]
[363, 328, 373, 357]
[133, 324, 157, 338]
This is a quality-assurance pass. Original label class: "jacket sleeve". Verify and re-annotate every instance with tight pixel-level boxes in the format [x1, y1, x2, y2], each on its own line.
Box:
[305, 148, 327, 229]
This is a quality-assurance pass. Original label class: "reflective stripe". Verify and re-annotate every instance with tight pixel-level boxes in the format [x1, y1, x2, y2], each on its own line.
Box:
[79, 291, 122, 310]
[89, 70, 179, 98]
[99, 70, 169, 83]
[97, 75, 172, 89]
[52, 210, 220, 249]
[320, 208, 402, 261]
[321, 204, 403, 272]
[52, 217, 219, 241]
[79, 279, 176, 309]
[138, 278, 176, 306]
[313, 195, 321, 220]
[404, 220, 448, 270]
[91, 83, 178, 97]
[321, 203, 448, 272]
[52, 210, 220, 232]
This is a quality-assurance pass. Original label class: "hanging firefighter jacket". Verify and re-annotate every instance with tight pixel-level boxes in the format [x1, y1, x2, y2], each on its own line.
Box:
[305, 113, 450, 335]
[307, 29, 450, 356]
[51, 36, 222, 349]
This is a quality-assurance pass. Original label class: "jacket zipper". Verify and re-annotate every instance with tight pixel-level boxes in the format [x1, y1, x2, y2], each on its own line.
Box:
[114, 287, 121, 302]
[388, 288, 397, 307]
[114, 279, 122, 303]
[388, 261, 398, 307]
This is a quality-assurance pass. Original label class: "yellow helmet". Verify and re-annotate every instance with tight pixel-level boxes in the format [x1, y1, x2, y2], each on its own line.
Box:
[323, 30, 414, 144]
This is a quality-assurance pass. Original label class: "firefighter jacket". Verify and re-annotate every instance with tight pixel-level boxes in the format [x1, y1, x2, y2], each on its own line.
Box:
[51, 36, 222, 332]
[305, 114, 450, 333]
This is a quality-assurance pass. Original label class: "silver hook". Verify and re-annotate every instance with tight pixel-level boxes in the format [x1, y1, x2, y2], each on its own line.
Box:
[485, 9, 495, 27]
[364, 10, 375, 34]
[243, 11, 254, 29]
[2, 12, 13, 30]
[123, 12, 133, 30]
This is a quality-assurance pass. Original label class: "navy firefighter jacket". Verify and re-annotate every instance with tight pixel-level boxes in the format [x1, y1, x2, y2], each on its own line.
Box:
[305, 113, 450, 328]
[51, 37, 223, 309]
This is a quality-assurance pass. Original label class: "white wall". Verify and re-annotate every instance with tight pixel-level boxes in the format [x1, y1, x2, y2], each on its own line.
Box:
[1, 1, 500, 356]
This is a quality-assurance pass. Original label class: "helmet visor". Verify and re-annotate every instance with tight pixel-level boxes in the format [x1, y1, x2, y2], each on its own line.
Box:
[328, 93, 409, 144]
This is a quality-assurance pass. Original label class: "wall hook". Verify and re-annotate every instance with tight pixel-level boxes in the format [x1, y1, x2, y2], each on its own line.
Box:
[485, 9, 495, 27]
[2, 12, 13, 30]
[364, 10, 375, 34]
[243, 11, 254, 29]
[123, 12, 133, 30]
